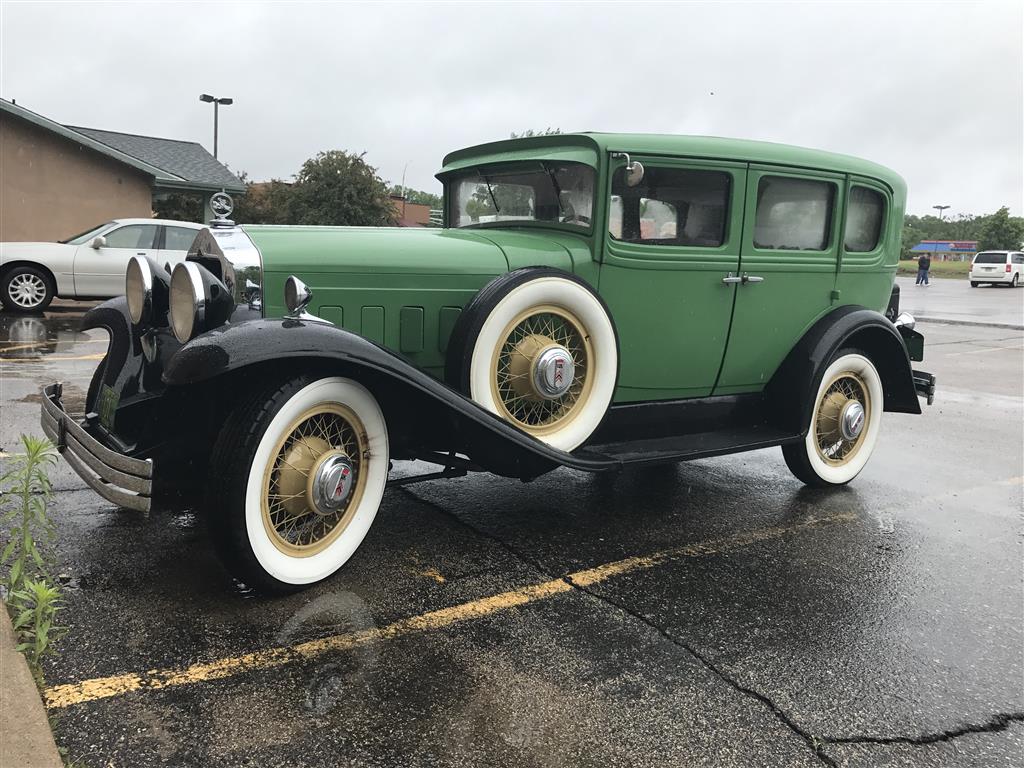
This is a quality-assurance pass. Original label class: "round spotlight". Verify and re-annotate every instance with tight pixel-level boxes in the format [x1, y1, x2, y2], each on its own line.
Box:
[126, 256, 154, 325]
[169, 262, 204, 343]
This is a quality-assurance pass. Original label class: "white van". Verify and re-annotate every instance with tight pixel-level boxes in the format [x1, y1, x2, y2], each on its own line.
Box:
[969, 251, 1024, 288]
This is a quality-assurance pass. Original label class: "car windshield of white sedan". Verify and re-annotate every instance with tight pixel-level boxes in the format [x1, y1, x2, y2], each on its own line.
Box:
[449, 163, 595, 229]
[61, 222, 113, 245]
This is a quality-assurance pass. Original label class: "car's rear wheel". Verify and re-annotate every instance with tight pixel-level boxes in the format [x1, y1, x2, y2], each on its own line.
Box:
[782, 350, 883, 487]
[1, 266, 54, 313]
[446, 269, 618, 452]
[970, 281, 979, 288]
[1012, 274, 1019, 288]
[207, 375, 389, 594]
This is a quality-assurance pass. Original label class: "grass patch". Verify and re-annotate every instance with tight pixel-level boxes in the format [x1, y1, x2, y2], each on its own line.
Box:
[897, 259, 972, 279]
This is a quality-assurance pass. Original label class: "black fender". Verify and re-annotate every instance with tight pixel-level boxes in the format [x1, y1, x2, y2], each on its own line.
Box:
[766, 305, 921, 435]
[163, 318, 615, 479]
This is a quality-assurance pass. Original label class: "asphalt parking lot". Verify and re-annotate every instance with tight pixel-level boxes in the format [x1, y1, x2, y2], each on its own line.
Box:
[1, 298, 1022, 767]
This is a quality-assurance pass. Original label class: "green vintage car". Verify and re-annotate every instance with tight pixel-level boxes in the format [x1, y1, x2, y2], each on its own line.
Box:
[42, 133, 935, 592]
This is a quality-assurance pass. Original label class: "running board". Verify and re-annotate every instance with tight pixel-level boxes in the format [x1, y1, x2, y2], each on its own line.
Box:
[578, 425, 801, 467]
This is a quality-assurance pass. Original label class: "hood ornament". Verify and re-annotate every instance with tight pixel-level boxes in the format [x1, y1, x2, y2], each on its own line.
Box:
[209, 191, 235, 227]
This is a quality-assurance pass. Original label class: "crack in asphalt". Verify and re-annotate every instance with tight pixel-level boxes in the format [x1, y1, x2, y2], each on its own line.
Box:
[823, 712, 1024, 747]
[399, 485, 839, 766]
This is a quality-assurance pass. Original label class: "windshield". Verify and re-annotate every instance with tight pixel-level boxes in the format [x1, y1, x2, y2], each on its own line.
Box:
[448, 162, 595, 230]
[61, 222, 114, 245]
[974, 252, 1008, 264]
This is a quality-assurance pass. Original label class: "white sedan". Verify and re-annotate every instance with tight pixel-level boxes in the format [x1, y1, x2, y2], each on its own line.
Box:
[0, 218, 205, 313]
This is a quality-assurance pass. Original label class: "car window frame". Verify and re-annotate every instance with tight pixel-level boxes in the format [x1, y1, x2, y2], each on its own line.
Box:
[162, 224, 202, 252]
[101, 223, 158, 250]
[602, 155, 746, 270]
[840, 177, 892, 270]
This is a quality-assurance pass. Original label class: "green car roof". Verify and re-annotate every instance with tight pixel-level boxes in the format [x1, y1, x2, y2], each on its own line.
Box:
[438, 132, 906, 197]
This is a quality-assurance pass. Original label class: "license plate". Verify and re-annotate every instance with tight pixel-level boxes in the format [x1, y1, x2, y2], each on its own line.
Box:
[97, 385, 119, 429]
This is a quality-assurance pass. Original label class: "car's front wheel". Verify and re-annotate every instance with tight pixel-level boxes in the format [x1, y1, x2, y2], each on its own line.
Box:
[1, 266, 54, 313]
[207, 376, 389, 593]
[782, 350, 883, 487]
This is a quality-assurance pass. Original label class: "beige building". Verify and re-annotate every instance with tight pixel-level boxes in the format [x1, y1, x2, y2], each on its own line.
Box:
[1, 98, 244, 242]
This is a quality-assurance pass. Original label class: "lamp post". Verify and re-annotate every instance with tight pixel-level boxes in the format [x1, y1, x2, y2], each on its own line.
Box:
[199, 94, 233, 159]
[933, 204, 950, 220]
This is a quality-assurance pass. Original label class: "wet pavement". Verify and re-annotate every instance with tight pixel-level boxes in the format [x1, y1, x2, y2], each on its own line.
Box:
[1, 306, 1022, 767]
[897, 275, 1024, 328]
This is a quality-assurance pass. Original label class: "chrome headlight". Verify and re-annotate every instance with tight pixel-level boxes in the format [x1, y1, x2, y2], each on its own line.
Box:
[169, 262, 204, 343]
[126, 256, 153, 325]
[169, 261, 235, 343]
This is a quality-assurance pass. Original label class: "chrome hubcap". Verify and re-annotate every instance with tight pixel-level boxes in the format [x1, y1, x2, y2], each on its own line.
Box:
[840, 400, 865, 441]
[309, 452, 356, 515]
[8, 274, 46, 308]
[532, 346, 575, 399]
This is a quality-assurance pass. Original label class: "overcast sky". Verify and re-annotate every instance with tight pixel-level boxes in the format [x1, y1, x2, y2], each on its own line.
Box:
[2, 1, 1021, 217]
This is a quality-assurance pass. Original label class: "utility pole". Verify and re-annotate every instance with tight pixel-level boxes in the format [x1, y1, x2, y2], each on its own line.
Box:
[199, 94, 233, 159]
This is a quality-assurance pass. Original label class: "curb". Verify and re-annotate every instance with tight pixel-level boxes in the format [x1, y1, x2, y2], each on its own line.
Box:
[0, 607, 63, 768]
[913, 316, 1024, 331]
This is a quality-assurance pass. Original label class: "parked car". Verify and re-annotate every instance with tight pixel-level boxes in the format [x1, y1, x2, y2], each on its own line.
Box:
[41, 134, 936, 593]
[969, 250, 1024, 287]
[0, 218, 206, 312]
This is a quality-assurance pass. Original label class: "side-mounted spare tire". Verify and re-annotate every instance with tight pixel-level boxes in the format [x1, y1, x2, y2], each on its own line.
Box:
[445, 268, 618, 452]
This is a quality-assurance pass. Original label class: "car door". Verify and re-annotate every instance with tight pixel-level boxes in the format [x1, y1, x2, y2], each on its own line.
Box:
[714, 167, 844, 394]
[73, 223, 159, 297]
[599, 156, 745, 401]
[158, 225, 202, 269]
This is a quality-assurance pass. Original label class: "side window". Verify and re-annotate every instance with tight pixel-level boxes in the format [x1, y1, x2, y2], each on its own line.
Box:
[103, 224, 157, 249]
[1013, 254, 1024, 264]
[609, 166, 730, 246]
[164, 226, 199, 251]
[754, 176, 835, 251]
[844, 186, 885, 252]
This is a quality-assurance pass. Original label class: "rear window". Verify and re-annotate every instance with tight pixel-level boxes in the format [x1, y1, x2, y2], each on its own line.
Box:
[974, 252, 1008, 264]
[754, 176, 835, 251]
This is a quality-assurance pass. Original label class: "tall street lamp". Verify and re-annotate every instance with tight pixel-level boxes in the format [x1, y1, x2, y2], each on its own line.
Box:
[933, 204, 950, 220]
[199, 94, 233, 159]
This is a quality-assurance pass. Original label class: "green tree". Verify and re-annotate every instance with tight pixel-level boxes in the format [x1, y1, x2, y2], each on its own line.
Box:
[232, 171, 294, 225]
[510, 128, 562, 138]
[978, 206, 1024, 251]
[288, 151, 397, 226]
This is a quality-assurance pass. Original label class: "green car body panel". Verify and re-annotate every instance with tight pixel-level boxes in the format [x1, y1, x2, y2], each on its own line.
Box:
[245, 132, 907, 403]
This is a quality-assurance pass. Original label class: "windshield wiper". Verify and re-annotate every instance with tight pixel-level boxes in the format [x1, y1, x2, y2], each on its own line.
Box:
[477, 171, 500, 215]
[541, 162, 565, 219]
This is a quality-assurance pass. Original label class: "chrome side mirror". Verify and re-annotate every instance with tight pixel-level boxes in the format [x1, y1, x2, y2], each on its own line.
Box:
[894, 312, 915, 331]
[91, 235, 106, 249]
[612, 153, 645, 187]
[284, 275, 313, 315]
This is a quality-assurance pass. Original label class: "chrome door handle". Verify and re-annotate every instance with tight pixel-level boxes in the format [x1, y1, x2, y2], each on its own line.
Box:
[722, 273, 743, 284]
[744, 274, 765, 284]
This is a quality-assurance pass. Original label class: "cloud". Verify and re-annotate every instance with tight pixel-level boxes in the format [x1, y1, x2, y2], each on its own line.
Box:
[2, 1, 1020, 215]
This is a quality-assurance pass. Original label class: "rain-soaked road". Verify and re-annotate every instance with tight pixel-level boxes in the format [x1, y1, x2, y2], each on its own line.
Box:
[1, 302, 1022, 767]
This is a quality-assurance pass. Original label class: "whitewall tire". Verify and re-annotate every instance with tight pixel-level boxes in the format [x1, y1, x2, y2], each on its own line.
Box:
[782, 351, 884, 487]
[208, 376, 388, 593]
[448, 270, 618, 452]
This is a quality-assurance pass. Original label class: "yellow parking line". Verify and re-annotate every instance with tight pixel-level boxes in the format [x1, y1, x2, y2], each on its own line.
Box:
[0, 354, 105, 363]
[44, 512, 855, 710]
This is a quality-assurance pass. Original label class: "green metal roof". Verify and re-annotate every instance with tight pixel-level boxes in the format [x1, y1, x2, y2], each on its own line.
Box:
[439, 132, 906, 195]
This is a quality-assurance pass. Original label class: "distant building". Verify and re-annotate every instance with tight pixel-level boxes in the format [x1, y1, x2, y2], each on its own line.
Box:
[1, 98, 244, 242]
[390, 195, 433, 227]
[910, 240, 979, 262]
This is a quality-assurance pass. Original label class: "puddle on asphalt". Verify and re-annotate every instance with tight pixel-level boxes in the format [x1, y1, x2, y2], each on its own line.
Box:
[0, 311, 99, 358]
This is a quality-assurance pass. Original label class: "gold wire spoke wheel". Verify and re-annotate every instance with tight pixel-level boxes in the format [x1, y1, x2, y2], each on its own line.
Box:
[489, 304, 594, 436]
[813, 372, 871, 466]
[261, 404, 368, 557]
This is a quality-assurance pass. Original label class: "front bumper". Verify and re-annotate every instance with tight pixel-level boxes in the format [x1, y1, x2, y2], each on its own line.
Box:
[40, 383, 153, 512]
